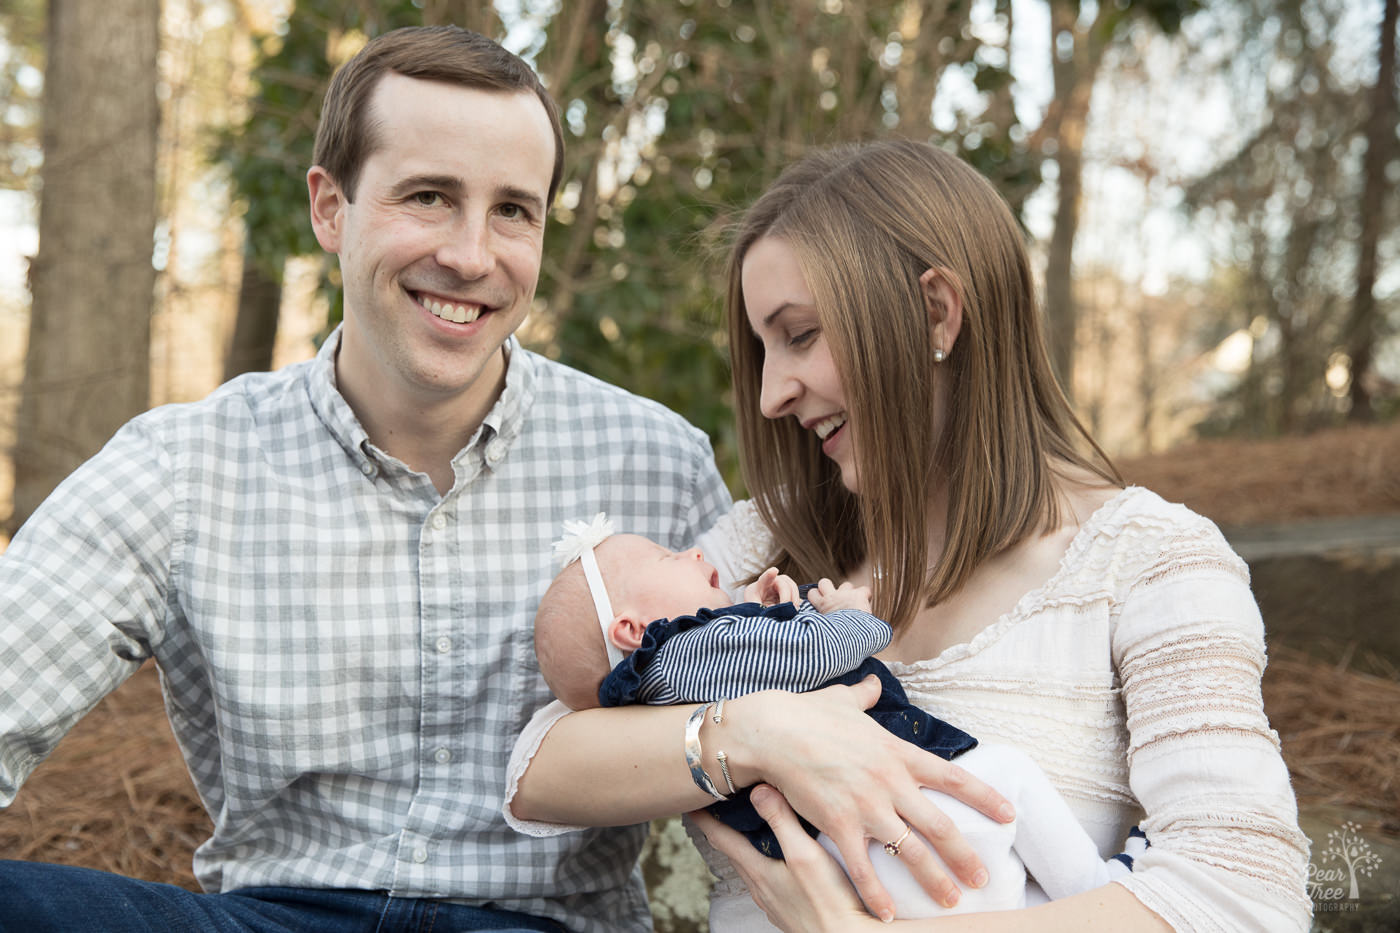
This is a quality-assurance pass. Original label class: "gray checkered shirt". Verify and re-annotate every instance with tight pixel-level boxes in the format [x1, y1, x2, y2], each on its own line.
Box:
[0, 328, 731, 932]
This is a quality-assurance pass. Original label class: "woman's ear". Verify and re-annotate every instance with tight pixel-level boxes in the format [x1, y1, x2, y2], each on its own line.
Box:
[919, 268, 964, 359]
[608, 613, 649, 653]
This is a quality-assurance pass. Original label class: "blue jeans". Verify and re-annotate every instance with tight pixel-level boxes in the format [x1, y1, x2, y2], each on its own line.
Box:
[0, 862, 567, 932]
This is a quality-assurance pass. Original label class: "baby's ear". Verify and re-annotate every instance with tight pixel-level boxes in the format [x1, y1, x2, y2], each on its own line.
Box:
[608, 613, 649, 653]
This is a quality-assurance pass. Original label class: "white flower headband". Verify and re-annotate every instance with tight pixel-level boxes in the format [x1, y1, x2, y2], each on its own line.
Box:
[552, 512, 626, 668]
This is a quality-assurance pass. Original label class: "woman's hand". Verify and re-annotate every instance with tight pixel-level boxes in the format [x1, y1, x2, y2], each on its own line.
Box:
[698, 788, 1167, 933]
[693, 784, 884, 931]
[717, 675, 1013, 919]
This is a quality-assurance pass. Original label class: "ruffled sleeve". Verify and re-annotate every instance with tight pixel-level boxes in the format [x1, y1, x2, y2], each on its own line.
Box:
[501, 699, 590, 837]
[1108, 504, 1312, 932]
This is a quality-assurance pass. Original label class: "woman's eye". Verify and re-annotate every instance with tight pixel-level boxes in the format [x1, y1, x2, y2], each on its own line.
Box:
[788, 329, 818, 349]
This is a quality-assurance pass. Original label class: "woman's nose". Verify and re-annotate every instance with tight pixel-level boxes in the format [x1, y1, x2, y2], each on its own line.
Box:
[759, 363, 799, 419]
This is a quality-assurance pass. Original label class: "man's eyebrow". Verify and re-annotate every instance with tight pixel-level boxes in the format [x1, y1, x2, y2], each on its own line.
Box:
[387, 176, 546, 215]
[388, 174, 464, 197]
[500, 185, 546, 214]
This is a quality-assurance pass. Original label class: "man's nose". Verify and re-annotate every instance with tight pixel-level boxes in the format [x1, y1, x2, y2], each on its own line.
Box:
[436, 215, 495, 279]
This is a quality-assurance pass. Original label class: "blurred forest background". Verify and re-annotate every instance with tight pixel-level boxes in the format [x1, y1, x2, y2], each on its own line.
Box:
[1, 0, 1397, 532]
[2, 2, 1400, 928]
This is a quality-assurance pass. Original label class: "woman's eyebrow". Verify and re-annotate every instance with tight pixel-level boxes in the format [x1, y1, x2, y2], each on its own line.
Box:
[762, 302, 797, 329]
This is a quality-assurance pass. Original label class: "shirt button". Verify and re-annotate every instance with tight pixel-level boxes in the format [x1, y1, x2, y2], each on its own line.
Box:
[412, 848, 428, 864]
[360, 461, 376, 477]
[485, 439, 507, 464]
[435, 636, 452, 654]
[433, 747, 452, 764]
[431, 513, 447, 530]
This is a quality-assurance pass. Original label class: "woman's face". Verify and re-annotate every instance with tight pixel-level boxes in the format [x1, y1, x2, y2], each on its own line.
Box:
[741, 236, 859, 493]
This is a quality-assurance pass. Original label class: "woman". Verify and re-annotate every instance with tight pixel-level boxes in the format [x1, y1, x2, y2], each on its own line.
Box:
[509, 140, 1311, 931]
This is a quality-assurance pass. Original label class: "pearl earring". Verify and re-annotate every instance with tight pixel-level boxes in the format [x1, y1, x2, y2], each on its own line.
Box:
[932, 347, 946, 363]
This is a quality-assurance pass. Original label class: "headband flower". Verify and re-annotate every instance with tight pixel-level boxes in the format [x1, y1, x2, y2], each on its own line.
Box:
[552, 512, 615, 566]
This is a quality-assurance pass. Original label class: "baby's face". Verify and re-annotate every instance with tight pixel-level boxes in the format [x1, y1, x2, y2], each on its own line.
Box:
[600, 535, 732, 621]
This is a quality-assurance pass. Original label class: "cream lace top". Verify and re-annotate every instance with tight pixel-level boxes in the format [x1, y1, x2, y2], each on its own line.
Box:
[506, 488, 1313, 932]
[695, 488, 1312, 931]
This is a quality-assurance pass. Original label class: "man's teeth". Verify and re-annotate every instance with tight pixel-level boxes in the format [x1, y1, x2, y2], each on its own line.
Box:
[813, 414, 846, 440]
[425, 297, 482, 324]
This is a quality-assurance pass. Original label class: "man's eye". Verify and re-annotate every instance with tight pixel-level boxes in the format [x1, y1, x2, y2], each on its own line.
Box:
[413, 191, 442, 207]
[499, 203, 527, 220]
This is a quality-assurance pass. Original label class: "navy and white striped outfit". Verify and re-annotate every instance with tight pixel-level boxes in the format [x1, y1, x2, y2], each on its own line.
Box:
[596, 597, 978, 858]
[622, 602, 891, 704]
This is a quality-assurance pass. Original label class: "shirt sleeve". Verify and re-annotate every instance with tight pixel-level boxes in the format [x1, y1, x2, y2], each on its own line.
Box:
[1108, 515, 1313, 932]
[0, 417, 176, 806]
[674, 432, 734, 558]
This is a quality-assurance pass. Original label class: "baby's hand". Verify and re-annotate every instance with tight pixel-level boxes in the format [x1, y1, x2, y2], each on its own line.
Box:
[743, 567, 802, 607]
[807, 578, 872, 613]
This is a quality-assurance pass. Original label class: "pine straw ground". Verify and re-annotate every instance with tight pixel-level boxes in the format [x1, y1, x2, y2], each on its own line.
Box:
[2, 420, 1399, 888]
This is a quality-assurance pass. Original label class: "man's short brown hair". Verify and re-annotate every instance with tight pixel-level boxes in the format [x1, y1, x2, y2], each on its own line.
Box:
[312, 25, 564, 203]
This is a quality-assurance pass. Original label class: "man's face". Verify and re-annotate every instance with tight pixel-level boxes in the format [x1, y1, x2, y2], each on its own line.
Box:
[309, 73, 556, 421]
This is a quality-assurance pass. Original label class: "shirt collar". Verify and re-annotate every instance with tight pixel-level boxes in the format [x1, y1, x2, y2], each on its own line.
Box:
[306, 327, 371, 469]
[306, 326, 537, 473]
[477, 335, 535, 460]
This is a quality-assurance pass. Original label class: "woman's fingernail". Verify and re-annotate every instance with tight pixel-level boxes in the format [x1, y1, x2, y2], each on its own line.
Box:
[880, 909, 894, 923]
[972, 868, 988, 888]
[998, 803, 1015, 821]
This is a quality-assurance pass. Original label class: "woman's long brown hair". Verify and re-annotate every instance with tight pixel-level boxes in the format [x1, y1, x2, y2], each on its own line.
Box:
[726, 139, 1120, 633]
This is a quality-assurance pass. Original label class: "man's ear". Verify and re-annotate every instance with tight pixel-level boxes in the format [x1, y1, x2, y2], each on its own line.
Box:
[307, 166, 346, 254]
[608, 613, 649, 653]
[919, 268, 964, 358]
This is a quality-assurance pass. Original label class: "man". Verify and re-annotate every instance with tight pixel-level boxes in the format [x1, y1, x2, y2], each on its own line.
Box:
[0, 26, 730, 932]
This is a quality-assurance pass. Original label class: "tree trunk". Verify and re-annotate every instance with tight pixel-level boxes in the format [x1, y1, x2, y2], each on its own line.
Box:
[1044, 118, 1086, 394]
[1346, 0, 1397, 422]
[223, 247, 283, 381]
[1041, 1, 1108, 398]
[7, 0, 160, 536]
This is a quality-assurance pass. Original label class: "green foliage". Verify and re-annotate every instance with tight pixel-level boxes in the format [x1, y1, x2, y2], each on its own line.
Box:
[531, 0, 1039, 490]
[212, 0, 425, 281]
[0, 0, 45, 193]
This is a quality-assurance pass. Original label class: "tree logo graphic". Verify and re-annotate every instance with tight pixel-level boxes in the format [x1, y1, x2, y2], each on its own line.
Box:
[1309, 821, 1383, 907]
